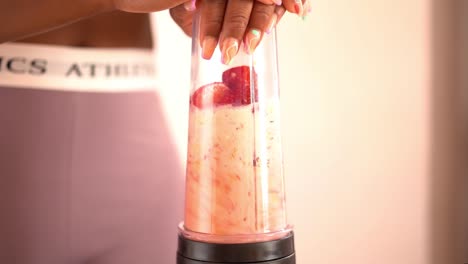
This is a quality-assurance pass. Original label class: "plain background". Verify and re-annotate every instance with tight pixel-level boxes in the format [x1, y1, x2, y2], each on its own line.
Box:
[152, 0, 467, 263]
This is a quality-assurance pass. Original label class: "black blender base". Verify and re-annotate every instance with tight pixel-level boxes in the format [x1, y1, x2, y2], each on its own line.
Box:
[177, 252, 296, 264]
[177, 232, 296, 264]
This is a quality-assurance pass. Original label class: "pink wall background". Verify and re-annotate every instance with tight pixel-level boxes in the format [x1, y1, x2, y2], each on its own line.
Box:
[153, 0, 466, 263]
[458, 0, 468, 262]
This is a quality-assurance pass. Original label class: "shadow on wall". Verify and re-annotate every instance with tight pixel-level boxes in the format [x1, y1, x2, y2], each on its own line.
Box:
[459, 1, 468, 262]
[429, 0, 467, 263]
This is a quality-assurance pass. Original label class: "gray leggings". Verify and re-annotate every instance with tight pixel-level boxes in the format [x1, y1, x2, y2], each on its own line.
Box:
[0, 88, 184, 264]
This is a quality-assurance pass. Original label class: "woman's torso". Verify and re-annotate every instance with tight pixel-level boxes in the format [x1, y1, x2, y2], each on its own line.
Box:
[0, 11, 184, 264]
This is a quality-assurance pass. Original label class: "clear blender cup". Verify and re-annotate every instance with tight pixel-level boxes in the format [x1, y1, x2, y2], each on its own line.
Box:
[177, 10, 296, 264]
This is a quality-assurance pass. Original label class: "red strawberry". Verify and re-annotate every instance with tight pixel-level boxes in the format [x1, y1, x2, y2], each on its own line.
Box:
[191, 82, 234, 109]
[222, 66, 258, 106]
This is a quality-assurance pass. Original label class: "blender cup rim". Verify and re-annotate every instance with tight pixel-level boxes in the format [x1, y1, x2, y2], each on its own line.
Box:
[178, 222, 294, 244]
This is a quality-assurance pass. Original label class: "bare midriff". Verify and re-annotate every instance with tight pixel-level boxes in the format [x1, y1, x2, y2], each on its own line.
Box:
[18, 11, 153, 49]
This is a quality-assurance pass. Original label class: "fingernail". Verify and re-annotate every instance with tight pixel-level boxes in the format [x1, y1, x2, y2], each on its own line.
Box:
[273, 0, 282, 5]
[275, 7, 286, 20]
[245, 29, 261, 54]
[275, 6, 286, 26]
[302, 0, 311, 17]
[294, 0, 303, 15]
[302, 10, 311, 20]
[266, 14, 277, 34]
[202, 37, 217, 60]
[221, 38, 238, 65]
[184, 0, 196, 11]
[183, 2, 194, 11]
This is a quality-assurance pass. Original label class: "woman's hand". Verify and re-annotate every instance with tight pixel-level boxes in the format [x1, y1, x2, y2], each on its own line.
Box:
[169, 0, 310, 64]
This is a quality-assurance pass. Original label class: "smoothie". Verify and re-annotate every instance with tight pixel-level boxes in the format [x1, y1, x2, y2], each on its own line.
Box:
[183, 66, 288, 243]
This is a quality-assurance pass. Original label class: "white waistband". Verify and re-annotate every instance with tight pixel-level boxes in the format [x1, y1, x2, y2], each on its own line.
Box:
[0, 42, 159, 92]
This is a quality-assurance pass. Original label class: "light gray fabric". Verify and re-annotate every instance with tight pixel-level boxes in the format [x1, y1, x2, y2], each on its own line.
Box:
[0, 87, 184, 264]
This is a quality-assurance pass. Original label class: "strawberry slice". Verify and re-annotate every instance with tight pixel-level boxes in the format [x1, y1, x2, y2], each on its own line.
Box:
[222, 66, 258, 105]
[191, 82, 234, 109]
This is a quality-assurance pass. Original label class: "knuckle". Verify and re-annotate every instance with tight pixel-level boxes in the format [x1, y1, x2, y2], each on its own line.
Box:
[252, 8, 272, 23]
[227, 13, 250, 30]
[204, 16, 224, 29]
[169, 6, 183, 21]
[178, 18, 192, 31]
[170, 6, 193, 34]
[257, 0, 272, 5]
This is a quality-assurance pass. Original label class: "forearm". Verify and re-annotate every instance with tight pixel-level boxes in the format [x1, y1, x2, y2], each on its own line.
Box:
[0, 0, 114, 44]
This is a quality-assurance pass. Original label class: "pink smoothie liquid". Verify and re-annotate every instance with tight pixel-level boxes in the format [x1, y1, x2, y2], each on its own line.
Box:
[181, 64, 290, 244]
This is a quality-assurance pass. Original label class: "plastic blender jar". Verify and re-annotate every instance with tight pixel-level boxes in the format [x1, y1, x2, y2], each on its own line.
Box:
[177, 11, 296, 264]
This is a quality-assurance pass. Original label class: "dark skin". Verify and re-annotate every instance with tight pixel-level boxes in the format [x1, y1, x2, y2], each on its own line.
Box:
[0, 0, 302, 64]
[19, 12, 154, 49]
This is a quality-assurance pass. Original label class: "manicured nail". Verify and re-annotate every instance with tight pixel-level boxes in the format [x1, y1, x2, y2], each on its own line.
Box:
[183, 2, 194, 11]
[275, 6, 286, 26]
[304, 11, 311, 20]
[221, 38, 238, 65]
[245, 29, 261, 54]
[184, 0, 196, 11]
[273, 0, 282, 5]
[266, 14, 277, 34]
[294, 0, 303, 15]
[202, 37, 217, 60]
[302, 0, 311, 17]
[276, 7, 286, 21]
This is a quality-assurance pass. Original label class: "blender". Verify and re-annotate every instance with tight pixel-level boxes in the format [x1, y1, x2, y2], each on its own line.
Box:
[177, 10, 296, 264]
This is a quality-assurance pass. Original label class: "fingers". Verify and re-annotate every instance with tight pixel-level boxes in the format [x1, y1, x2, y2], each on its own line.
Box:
[218, 0, 255, 64]
[256, 0, 282, 6]
[171, 0, 296, 64]
[199, 0, 227, 60]
[169, 2, 196, 36]
[244, 2, 276, 53]
[183, 0, 197, 11]
[281, 0, 303, 16]
[275, 5, 287, 22]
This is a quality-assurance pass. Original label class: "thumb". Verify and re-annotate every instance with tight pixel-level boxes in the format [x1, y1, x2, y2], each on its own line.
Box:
[169, 1, 196, 37]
